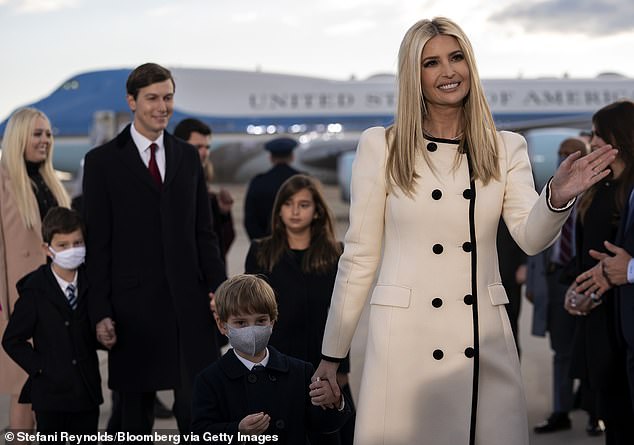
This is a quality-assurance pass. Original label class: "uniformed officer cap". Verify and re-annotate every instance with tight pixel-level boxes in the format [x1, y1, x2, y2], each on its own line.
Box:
[264, 137, 298, 155]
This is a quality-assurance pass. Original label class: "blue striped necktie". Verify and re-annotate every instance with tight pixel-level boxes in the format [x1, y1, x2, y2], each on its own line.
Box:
[66, 284, 78, 310]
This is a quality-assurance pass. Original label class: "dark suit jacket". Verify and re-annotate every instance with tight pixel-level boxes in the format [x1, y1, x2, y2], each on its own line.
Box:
[82, 125, 227, 391]
[1, 264, 103, 412]
[615, 185, 634, 350]
[191, 347, 351, 444]
[243, 163, 301, 239]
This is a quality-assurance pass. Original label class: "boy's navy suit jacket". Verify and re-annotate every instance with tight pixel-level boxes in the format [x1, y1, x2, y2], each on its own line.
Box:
[2, 264, 103, 412]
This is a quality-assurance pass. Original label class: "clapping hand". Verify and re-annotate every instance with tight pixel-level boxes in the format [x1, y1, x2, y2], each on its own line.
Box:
[550, 145, 617, 208]
[574, 263, 612, 298]
[564, 286, 598, 316]
[589, 241, 632, 286]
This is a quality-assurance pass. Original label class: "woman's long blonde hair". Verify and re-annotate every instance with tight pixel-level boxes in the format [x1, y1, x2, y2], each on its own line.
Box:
[386, 17, 499, 196]
[0, 108, 70, 229]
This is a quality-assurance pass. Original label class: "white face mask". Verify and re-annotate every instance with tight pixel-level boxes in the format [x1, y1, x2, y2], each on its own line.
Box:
[49, 246, 86, 270]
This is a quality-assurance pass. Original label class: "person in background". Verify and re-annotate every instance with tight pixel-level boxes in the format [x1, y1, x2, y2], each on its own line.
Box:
[0, 108, 70, 436]
[586, 101, 634, 415]
[244, 137, 301, 240]
[174, 118, 235, 263]
[570, 100, 634, 444]
[526, 137, 598, 434]
[496, 220, 526, 352]
[245, 174, 355, 445]
[312, 17, 616, 445]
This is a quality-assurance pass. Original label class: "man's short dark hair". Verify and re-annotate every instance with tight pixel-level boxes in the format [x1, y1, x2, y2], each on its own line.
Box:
[173, 118, 212, 141]
[126, 63, 175, 100]
[41, 207, 85, 244]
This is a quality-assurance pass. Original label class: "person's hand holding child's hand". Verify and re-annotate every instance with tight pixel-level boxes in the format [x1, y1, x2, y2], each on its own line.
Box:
[309, 378, 342, 409]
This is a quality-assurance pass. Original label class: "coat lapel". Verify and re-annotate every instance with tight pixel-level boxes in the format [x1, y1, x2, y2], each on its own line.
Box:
[43, 266, 73, 315]
[115, 125, 161, 193]
[163, 132, 182, 190]
[76, 267, 90, 312]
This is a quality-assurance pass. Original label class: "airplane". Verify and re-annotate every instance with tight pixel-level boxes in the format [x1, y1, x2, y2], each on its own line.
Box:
[1, 68, 633, 193]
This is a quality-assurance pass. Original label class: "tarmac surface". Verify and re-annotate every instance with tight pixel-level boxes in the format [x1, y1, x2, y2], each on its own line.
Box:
[1, 183, 603, 444]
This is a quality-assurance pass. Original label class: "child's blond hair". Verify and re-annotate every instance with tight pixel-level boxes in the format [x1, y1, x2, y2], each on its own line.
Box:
[215, 274, 278, 323]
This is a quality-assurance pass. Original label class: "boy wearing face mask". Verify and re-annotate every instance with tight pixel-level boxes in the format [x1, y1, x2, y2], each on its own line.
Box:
[2, 207, 102, 441]
[191, 274, 351, 444]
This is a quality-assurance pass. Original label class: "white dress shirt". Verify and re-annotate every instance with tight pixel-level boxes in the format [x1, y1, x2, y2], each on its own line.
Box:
[233, 347, 270, 370]
[51, 266, 78, 296]
[130, 123, 166, 180]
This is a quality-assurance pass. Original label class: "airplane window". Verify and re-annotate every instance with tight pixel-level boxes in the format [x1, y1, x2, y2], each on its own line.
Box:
[62, 80, 80, 90]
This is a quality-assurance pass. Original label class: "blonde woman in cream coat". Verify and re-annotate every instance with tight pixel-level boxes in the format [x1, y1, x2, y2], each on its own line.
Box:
[0, 108, 70, 433]
[311, 18, 617, 445]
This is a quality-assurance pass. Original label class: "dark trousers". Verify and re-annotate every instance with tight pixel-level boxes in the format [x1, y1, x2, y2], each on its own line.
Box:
[628, 348, 634, 413]
[601, 357, 634, 445]
[546, 269, 576, 413]
[107, 350, 194, 435]
[36, 408, 99, 445]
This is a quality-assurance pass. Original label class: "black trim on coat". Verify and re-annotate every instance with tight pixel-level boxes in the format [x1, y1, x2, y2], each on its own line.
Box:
[545, 177, 576, 213]
[466, 149, 480, 445]
[320, 354, 345, 363]
[423, 134, 463, 144]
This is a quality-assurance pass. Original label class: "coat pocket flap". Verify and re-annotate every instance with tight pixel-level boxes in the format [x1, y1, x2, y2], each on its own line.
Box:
[488, 283, 509, 306]
[370, 285, 411, 308]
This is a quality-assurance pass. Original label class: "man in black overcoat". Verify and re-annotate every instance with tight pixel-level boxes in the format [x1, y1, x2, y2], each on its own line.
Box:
[82, 63, 227, 433]
[590, 184, 634, 412]
[244, 138, 301, 239]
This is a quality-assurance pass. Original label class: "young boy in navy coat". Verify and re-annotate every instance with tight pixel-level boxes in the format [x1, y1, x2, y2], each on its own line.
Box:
[2, 207, 102, 439]
[191, 274, 350, 444]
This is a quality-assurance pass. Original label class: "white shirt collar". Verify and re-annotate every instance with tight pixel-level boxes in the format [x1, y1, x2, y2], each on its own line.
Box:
[130, 122, 165, 153]
[130, 122, 166, 178]
[233, 347, 270, 371]
[50, 265, 78, 294]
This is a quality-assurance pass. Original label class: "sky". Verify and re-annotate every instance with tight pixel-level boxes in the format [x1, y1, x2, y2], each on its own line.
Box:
[1, 0, 634, 122]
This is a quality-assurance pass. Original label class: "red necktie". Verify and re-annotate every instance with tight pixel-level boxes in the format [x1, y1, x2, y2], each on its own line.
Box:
[148, 143, 162, 188]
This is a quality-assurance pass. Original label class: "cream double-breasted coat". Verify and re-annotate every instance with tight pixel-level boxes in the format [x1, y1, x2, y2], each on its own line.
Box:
[322, 127, 571, 445]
